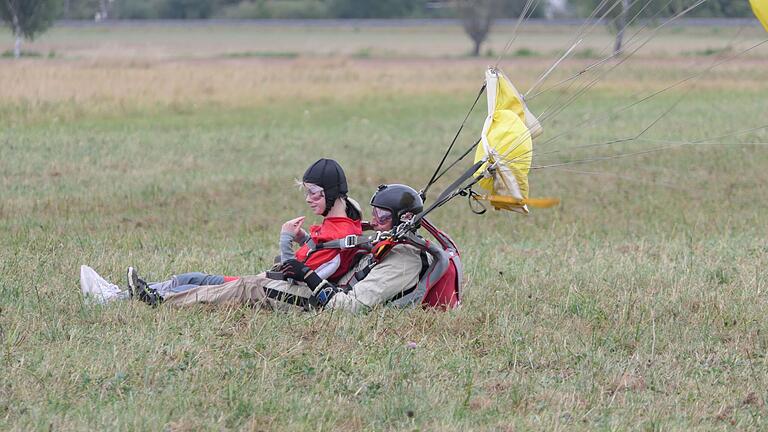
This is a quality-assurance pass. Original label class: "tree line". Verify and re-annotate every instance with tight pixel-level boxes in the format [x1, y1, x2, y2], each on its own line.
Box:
[2, 0, 758, 59]
[47, 0, 759, 21]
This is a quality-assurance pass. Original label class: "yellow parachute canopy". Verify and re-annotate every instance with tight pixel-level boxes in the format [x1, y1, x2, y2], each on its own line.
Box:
[473, 68, 558, 213]
[751, 0, 768, 32]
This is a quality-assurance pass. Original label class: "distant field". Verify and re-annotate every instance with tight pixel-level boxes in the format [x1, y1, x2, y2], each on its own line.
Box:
[1, 23, 767, 430]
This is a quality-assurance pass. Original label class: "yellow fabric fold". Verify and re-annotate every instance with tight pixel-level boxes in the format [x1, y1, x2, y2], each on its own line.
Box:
[751, 0, 768, 32]
[474, 71, 532, 202]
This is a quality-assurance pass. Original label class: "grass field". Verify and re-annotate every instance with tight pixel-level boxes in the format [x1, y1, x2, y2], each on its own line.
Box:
[1, 22, 768, 430]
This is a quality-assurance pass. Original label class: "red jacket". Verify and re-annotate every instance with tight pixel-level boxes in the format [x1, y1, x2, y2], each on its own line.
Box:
[295, 216, 363, 281]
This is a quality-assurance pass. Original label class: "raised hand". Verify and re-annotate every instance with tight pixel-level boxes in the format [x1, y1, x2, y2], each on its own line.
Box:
[280, 216, 306, 238]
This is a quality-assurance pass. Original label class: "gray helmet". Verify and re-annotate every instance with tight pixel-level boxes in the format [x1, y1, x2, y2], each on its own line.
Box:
[370, 184, 423, 224]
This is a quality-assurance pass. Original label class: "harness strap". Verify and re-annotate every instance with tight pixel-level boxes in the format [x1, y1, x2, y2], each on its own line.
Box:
[418, 250, 429, 279]
[345, 238, 400, 288]
[264, 287, 309, 310]
[347, 265, 372, 287]
[304, 232, 385, 255]
[346, 241, 430, 294]
[386, 250, 429, 304]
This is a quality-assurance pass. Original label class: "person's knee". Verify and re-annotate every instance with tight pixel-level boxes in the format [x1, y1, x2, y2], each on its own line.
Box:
[222, 279, 255, 303]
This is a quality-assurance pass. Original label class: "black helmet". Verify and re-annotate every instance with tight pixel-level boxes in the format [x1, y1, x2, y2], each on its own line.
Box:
[303, 158, 348, 216]
[370, 184, 423, 225]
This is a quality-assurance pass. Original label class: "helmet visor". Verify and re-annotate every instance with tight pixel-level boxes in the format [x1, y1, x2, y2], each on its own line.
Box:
[371, 206, 393, 225]
[301, 182, 325, 201]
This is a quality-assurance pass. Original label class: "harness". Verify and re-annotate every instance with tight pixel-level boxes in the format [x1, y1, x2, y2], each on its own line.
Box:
[303, 219, 461, 308]
[269, 219, 461, 310]
[303, 232, 387, 254]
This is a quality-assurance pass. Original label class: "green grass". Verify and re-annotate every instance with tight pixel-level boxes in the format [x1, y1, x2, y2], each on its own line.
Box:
[2, 22, 766, 60]
[0, 50, 52, 58]
[1, 25, 768, 431]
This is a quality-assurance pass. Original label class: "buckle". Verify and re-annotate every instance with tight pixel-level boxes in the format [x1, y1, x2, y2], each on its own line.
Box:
[372, 230, 392, 243]
[342, 234, 357, 249]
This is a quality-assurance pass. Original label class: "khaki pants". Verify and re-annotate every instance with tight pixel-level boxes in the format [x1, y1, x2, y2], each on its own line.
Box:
[162, 272, 314, 311]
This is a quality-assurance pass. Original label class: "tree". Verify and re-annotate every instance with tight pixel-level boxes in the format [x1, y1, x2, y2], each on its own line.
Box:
[458, 0, 500, 57]
[571, 0, 631, 57]
[96, 0, 110, 20]
[1, 0, 59, 58]
[613, 0, 629, 56]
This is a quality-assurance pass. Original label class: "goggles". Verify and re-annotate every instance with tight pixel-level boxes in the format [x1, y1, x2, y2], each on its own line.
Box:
[302, 183, 325, 200]
[371, 206, 393, 224]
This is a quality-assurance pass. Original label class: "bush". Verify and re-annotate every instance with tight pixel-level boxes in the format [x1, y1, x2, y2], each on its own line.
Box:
[114, 0, 162, 19]
[267, 0, 330, 18]
[327, 0, 426, 18]
[217, 0, 330, 19]
[159, 0, 215, 19]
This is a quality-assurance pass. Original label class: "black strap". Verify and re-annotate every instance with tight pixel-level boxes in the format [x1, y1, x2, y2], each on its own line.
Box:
[388, 286, 417, 303]
[345, 240, 402, 288]
[418, 251, 429, 279]
[468, 189, 487, 215]
[413, 160, 485, 227]
[434, 160, 485, 205]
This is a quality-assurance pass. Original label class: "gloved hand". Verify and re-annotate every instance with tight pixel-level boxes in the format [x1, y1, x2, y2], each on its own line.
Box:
[279, 259, 311, 282]
[309, 284, 339, 309]
[280, 259, 327, 294]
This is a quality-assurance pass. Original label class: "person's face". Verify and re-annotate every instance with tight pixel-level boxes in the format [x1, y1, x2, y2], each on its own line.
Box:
[370, 206, 393, 231]
[303, 183, 326, 216]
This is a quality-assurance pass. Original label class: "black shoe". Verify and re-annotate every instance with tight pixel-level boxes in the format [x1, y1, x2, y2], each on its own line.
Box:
[140, 287, 162, 307]
[127, 267, 162, 306]
[126, 266, 145, 297]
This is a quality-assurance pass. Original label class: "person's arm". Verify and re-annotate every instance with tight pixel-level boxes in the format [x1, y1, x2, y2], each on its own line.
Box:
[326, 245, 422, 313]
[312, 254, 340, 280]
[279, 217, 308, 263]
[281, 246, 422, 313]
[279, 232, 297, 262]
[295, 229, 308, 245]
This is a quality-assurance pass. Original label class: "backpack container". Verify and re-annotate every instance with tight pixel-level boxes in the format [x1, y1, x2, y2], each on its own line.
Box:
[389, 218, 462, 309]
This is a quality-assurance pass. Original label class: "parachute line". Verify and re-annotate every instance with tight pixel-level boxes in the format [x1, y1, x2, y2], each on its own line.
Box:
[431, 138, 482, 187]
[529, 0, 710, 130]
[422, 84, 486, 199]
[531, 124, 768, 167]
[524, 39, 583, 99]
[484, 0, 714, 174]
[533, 0, 710, 133]
[527, 0, 676, 101]
[494, 0, 547, 67]
[549, 167, 689, 190]
[497, 37, 768, 169]
[534, 37, 768, 150]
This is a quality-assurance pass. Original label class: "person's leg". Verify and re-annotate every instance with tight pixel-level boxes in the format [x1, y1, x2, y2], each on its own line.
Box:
[150, 272, 228, 297]
[162, 274, 272, 307]
[175, 272, 227, 286]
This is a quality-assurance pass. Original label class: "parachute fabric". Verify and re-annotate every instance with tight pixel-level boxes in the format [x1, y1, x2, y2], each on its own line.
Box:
[751, 0, 768, 32]
[473, 68, 558, 213]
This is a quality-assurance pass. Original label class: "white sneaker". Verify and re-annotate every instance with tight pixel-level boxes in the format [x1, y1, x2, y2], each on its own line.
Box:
[80, 265, 129, 304]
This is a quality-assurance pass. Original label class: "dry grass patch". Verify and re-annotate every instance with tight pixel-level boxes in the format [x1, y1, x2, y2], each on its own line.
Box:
[2, 55, 767, 126]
